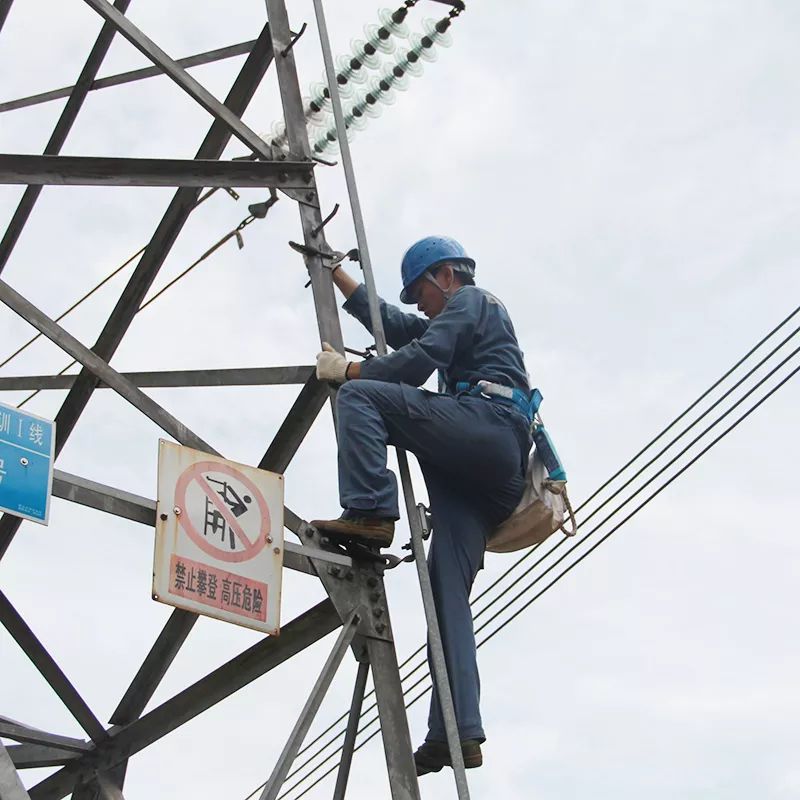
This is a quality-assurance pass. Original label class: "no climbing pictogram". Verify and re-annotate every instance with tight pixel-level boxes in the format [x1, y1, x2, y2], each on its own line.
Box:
[174, 460, 272, 564]
[154, 441, 285, 635]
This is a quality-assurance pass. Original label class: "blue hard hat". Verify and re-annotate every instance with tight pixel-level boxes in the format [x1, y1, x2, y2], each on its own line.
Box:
[399, 236, 476, 304]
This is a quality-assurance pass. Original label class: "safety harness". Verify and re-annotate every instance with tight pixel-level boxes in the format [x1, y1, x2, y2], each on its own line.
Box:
[455, 380, 578, 549]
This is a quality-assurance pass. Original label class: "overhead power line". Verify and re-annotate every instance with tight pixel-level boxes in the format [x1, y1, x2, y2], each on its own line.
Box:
[257, 309, 800, 800]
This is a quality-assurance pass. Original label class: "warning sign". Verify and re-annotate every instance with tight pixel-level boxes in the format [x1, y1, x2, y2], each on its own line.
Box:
[153, 441, 284, 635]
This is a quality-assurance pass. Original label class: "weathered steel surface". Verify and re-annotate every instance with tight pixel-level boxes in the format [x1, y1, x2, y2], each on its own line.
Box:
[0, 593, 107, 743]
[29, 600, 341, 800]
[0, 366, 314, 392]
[82, 0, 275, 159]
[0, 740, 31, 800]
[0, 155, 313, 188]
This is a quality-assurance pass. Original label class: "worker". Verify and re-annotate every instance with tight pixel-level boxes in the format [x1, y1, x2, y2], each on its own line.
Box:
[311, 235, 533, 776]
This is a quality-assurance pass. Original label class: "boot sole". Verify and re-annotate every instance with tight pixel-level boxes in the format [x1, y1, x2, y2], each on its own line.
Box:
[311, 521, 394, 547]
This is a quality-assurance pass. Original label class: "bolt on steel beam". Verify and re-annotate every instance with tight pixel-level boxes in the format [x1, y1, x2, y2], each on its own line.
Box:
[0, 155, 313, 189]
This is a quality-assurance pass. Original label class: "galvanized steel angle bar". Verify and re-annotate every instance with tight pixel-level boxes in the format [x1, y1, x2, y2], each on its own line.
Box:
[364, 638, 421, 800]
[0, 719, 90, 754]
[0, 1, 13, 35]
[264, 0, 345, 353]
[48, 470, 316, 575]
[0, 155, 313, 189]
[28, 599, 342, 800]
[0, 0, 131, 276]
[0, 21, 276, 562]
[0, 366, 315, 392]
[294, 522, 392, 643]
[0, 592, 106, 743]
[257, 373, 328, 474]
[3, 743, 81, 770]
[82, 0, 275, 160]
[0, 40, 257, 113]
[0, 740, 31, 800]
[332, 660, 370, 800]
[258, 611, 360, 800]
[0, 279, 216, 453]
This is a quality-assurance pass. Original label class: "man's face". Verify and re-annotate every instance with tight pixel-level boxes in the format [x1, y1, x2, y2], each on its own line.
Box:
[408, 269, 449, 319]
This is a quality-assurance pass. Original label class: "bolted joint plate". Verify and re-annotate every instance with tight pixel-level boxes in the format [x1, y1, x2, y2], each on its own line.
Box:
[297, 522, 393, 643]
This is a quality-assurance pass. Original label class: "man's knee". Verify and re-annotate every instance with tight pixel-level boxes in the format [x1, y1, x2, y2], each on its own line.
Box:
[337, 379, 400, 412]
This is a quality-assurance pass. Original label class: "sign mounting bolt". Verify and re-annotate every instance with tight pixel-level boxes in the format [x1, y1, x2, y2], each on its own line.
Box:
[173, 506, 181, 516]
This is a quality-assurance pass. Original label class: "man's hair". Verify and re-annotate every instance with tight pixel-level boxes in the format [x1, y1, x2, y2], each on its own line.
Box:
[432, 261, 476, 286]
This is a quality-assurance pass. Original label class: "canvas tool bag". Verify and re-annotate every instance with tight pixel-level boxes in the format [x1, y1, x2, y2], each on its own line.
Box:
[488, 447, 577, 553]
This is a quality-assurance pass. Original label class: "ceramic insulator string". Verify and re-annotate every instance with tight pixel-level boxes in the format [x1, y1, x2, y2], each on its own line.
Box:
[310, 14, 456, 155]
[265, 5, 414, 153]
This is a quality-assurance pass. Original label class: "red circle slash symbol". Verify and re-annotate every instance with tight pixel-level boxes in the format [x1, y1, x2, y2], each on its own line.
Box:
[174, 461, 271, 563]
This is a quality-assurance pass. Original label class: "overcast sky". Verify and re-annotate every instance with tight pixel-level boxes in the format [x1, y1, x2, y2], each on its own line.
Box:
[1, 1, 799, 799]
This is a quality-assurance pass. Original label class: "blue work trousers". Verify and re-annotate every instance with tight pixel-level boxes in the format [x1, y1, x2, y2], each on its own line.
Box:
[335, 380, 530, 742]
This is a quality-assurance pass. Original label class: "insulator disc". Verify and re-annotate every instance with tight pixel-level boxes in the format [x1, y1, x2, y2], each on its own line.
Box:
[422, 18, 453, 48]
[351, 37, 386, 67]
[362, 24, 397, 55]
[393, 54, 424, 79]
[378, 7, 410, 38]
[366, 74, 399, 105]
[357, 97, 384, 119]
[344, 111, 369, 132]
[409, 33, 439, 63]
[336, 54, 368, 85]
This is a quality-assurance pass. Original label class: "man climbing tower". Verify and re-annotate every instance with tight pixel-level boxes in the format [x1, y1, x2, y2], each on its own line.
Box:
[311, 235, 533, 776]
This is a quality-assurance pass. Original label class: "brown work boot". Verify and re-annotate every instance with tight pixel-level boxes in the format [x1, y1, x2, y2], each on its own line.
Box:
[413, 739, 483, 776]
[310, 512, 395, 547]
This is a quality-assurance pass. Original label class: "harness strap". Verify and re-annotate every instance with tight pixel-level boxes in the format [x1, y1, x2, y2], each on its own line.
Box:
[455, 380, 541, 422]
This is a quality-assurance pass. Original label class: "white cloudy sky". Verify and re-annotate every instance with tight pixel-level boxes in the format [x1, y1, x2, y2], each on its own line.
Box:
[1, 1, 799, 799]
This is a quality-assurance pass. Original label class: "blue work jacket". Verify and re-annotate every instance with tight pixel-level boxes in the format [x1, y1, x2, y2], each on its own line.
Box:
[342, 283, 530, 395]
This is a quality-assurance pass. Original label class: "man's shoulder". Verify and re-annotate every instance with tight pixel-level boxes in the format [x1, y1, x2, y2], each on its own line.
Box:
[462, 285, 508, 312]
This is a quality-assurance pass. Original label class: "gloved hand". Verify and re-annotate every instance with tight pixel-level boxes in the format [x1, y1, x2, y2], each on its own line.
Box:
[316, 342, 350, 384]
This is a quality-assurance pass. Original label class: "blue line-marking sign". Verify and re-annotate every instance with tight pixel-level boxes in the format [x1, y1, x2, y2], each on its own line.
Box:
[0, 402, 56, 525]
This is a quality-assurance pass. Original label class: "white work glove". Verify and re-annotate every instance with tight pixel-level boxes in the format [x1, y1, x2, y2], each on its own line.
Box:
[316, 342, 350, 384]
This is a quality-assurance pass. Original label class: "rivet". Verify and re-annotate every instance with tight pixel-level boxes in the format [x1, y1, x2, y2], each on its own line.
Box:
[366, 576, 378, 588]
[173, 506, 181, 516]
[160, 513, 168, 521]
[19, 457, 29, 467]
[266, 536, 273, 544]
[273, 547, 281, 555]
[375, 623, 386, 634]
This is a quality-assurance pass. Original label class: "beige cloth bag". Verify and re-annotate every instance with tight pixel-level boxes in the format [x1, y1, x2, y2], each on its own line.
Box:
[488, 448, 577, 553]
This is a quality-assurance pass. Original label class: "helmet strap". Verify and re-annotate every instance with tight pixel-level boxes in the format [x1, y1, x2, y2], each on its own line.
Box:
[424, 267, 456, 301]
